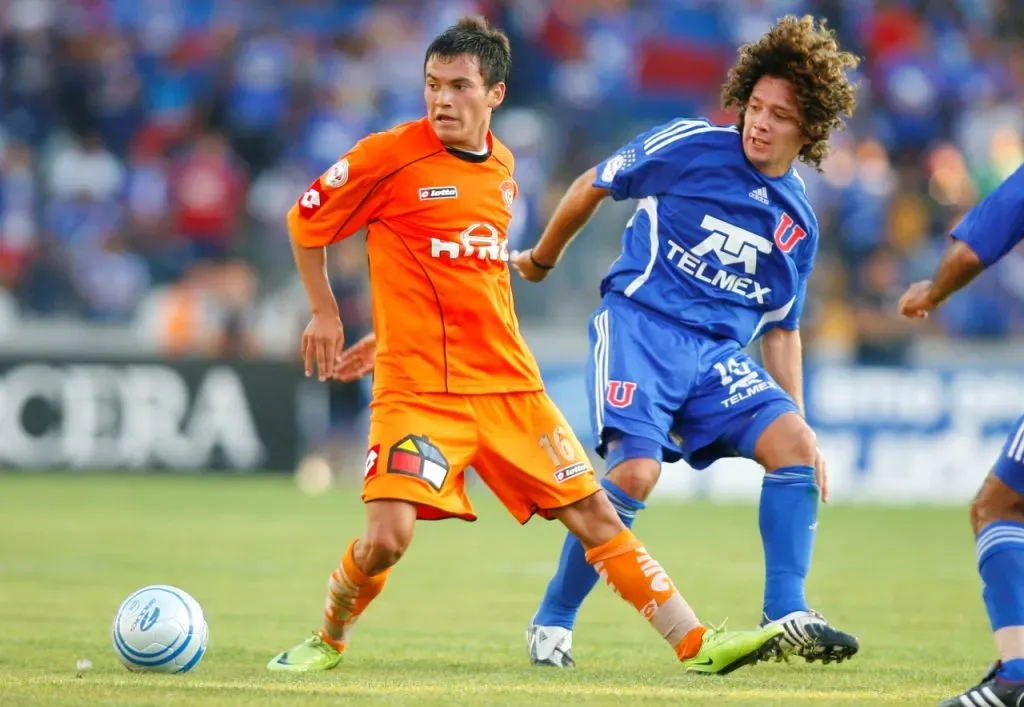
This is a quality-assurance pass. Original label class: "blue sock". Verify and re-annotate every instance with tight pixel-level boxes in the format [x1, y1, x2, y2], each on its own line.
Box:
[977, 521, 1024, 682]
[760, 465, 817, 619]
[533, 476, 645, 629]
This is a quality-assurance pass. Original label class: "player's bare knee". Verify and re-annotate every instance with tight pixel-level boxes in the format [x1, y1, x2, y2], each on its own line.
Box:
[757, 414, 817, 471]
[606, 458, 660, 501]
[554, 491, 625, 549]
[360, 529, 411, 574]
[361, 500, 416, 574]
[970, 474, 1024, 535]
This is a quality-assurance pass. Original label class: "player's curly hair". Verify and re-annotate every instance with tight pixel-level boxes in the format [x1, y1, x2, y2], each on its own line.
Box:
[721, 15, 859, 172]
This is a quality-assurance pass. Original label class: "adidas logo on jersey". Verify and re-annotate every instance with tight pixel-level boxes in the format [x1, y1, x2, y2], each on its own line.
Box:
[749, 186, 769, 205]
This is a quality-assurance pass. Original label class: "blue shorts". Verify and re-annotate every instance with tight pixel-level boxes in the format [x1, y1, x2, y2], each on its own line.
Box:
[994, 415, 1024, 495]
[585, 296, 800, 470]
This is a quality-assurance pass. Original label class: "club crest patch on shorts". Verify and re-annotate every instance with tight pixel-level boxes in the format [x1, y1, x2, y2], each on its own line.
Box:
[554, 462, 589, 483]
[387, 435, 450, 491]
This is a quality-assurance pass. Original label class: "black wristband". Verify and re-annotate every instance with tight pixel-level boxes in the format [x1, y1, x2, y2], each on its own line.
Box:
[529, 251, 554, 270]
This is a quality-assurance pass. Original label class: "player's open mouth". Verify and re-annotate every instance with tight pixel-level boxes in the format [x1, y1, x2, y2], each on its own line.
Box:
[751, 136, 768, 148]
[435, 116, 458, 124]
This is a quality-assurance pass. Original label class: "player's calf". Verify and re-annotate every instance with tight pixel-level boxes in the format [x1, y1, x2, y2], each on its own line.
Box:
[268, 501, 414, 671]
[751, 411, 854, 666]
[970, 470, 1024, 696]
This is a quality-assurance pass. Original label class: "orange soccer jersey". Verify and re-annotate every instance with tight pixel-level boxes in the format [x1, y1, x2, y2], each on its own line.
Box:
[288, 118, 542, 395]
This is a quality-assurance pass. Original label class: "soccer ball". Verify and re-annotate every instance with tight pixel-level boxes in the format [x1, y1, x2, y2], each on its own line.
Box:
[111, 584, 209, 673]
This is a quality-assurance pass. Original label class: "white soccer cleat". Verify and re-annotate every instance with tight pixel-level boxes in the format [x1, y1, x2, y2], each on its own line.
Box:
[526, 623, 575, 668]
[760, 609, 859, 664]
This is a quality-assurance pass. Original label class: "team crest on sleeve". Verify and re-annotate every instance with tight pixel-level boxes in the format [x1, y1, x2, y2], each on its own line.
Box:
[387, 434, 450, 491]
[499, 179, 517, 208]
[323, 158, 349, 188]
[601, 149, 636, 183]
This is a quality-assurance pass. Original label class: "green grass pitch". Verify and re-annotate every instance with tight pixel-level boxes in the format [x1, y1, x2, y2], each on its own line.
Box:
[0, 472, 995, 706]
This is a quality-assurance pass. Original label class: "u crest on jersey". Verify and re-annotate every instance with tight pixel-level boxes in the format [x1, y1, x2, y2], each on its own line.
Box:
[773, 212, 807, 253]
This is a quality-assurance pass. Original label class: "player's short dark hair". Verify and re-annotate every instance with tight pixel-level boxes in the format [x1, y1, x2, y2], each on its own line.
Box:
[424, 16, 511, 88]
[721, 15, 859, 172]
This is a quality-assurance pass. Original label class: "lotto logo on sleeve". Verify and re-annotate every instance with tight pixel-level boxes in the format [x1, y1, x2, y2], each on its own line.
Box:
[387, 435, 450, 491]
[297, 182, 329, 218]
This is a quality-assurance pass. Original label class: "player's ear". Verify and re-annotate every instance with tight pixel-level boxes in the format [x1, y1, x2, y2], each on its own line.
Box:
[488, 82, 506, 109]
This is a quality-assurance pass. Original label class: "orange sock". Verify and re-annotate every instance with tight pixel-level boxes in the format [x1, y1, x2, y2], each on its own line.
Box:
[677, 625, 708, 660]
[320, 539, 390, 651]
[586, 529, 702, 659]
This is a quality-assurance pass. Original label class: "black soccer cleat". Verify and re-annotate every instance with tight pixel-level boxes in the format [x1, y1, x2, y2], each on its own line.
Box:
[760, 610, 860, 664]
[938, 662, 1024, 707]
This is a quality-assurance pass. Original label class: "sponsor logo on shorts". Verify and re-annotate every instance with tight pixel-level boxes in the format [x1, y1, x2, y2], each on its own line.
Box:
[553, 462, 589, 483]
[714, 357, 777, 408]
[419, 186, 458, 201]
[387, 435, 450, 491]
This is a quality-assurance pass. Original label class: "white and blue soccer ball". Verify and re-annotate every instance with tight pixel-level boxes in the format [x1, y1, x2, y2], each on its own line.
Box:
[111, 584, 209, 673]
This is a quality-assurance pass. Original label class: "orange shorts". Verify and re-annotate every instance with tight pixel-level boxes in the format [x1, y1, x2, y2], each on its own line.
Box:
[361, 389, 599, 523]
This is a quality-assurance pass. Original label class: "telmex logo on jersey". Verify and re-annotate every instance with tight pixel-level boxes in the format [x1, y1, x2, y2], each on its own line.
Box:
[431, 223, 508, 262]
[667, 215, 773, 303]
[666, 214, 804, 305]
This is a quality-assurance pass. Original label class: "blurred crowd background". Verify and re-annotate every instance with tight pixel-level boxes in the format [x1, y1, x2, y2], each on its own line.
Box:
[3, 0, 1024, 372]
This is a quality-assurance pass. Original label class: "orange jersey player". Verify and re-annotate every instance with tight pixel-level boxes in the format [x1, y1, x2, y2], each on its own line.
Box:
[267, 15, 783, 675]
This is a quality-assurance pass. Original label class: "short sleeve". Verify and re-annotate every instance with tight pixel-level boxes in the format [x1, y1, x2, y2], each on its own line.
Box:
[288, 131, 397, 248]
[592, 118, 734, 201]
[950, 163, 1024, 267]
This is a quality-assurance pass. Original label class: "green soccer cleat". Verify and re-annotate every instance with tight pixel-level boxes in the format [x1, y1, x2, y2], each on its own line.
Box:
[681, 623, 784, 676]
[267, 633, 343, 672]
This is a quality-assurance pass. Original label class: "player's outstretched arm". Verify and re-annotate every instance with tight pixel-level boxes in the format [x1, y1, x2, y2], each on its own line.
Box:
[290, 234, 345, 382]
[898, 239, 984, 319]
[511, 167, 609, 282]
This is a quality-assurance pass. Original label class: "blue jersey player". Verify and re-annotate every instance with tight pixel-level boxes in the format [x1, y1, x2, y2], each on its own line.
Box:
[899, 164, 1024, 707]
[511, 16, 859, 668]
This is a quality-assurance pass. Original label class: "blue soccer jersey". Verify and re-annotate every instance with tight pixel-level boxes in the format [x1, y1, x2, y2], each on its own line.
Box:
[951, 162, 1024, 266]
[952, 164, 1024, 493]
[593, 118, 819, 346]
